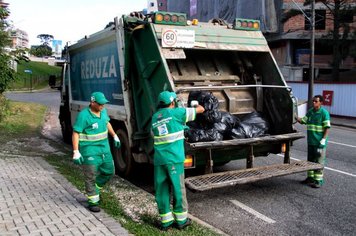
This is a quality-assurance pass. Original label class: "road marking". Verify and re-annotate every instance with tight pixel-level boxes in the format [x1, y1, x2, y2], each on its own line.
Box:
[328, 140, 356, 148]
[230, 200, 276, 224]
[277, 154, 356, 177]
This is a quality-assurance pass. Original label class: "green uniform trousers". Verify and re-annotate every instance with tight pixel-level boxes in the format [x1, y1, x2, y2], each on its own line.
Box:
[154, 163, 188, 227]
[82, 152, 114, 206]
[307, 145, 326, 185]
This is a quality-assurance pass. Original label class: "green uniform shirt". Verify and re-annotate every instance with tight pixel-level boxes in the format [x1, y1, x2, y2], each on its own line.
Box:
[301, 107, 331, 146]
[73, 107, 110, 156]
[152, 107, 196, 166]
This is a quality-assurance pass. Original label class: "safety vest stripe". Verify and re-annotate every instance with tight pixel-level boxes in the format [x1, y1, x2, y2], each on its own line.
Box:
[307, 124, 324, 132]
[185, 108, 196, 123]
[314, 173, 323, 180]
[87, 194, 100, 203]
[307, 170, 314, 177]
[173, 211, 188, 222]
[79, 130, 108, 142]
[154, 130, 184, 145]
[301, 117, 308, 124]
[322, 120, 330, 127]
[160, 212, 174, 223]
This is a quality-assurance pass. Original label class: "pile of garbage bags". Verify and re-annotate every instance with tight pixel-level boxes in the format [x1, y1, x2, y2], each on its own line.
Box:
[185, 91, 270, 143]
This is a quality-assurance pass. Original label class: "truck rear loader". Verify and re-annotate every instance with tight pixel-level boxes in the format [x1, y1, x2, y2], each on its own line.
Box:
[58, 12, 322, 192]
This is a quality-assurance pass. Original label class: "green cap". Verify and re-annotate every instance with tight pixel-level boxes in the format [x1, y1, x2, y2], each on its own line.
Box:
[90, 92, 109, 105]
[158, 91, 177, 105]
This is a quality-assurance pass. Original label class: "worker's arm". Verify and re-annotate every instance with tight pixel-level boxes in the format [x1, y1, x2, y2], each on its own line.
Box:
[107, 122, 116, 137]
[323, 127, 330, 139]
[72, 131, 80, 151]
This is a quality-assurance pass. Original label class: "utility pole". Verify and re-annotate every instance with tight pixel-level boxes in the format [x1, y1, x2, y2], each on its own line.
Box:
[307, 0, 315, 109]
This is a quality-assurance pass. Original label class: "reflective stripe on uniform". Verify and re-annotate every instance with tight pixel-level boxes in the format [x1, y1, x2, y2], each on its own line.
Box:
[307, 170, 314, 178]
[307, 124, 324, 133]
[301, 116, 308, 124]
[79, 130, 108, 142]
[87, 194, 100, 204]
[173, 211, 188, 222]
[185, 108, 196, 123]
[322, 120, 331, 127]
[314, 173, 323, 181]
[160, 211, 174, 223]
[154, 130, 184, 145]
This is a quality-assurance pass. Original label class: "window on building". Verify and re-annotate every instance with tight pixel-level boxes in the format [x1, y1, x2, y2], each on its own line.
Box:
[305, 10, 326, 30]
[159, 2, 163, 6]
[339, 11, 353, 23]
[150, 2, 154, 7]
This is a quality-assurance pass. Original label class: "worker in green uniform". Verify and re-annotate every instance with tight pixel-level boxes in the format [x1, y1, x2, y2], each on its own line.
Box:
[151, 91, 205, 230]
[297, 95, 330, 188]
[72, 92, 121, 212]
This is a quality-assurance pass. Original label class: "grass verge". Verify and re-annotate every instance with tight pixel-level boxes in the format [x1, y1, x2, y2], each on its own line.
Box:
[1, 100, 221, 236]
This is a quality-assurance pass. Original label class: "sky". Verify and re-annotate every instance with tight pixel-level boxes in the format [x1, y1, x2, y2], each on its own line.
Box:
[7, 0, 147, 47]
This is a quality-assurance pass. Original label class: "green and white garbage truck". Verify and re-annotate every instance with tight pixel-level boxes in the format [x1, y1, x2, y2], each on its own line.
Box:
[58, 12, 322, 191]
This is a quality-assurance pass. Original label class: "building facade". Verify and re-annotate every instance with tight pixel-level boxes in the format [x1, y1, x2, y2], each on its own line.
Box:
[10, 28, 29, 49]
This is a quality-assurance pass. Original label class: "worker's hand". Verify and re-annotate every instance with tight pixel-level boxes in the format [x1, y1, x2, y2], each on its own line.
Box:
[73, 150, 84, 165]
[319, 138, 326, 148]
[113, 134, 121, 148]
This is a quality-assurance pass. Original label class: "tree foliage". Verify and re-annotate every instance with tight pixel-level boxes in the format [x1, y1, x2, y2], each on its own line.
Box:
[37, 34, 54, 46]
[30, 44, 53, 57]
[0, 4, 15, 94]
[282, 0, 356, 81]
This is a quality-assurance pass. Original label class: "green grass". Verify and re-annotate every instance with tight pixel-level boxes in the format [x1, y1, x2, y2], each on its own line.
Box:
[0, 100, 46, 139]
[10, 60, 61, 90]
[0, 100, 221, 236]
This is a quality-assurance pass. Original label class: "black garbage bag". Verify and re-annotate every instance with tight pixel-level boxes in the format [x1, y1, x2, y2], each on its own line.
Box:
[213, 112, 239, 137]
[188, 91, 221, 124]
[230, 112, 269, 139]
[230, 126, 246, 139]
[185, 128, 224, 143]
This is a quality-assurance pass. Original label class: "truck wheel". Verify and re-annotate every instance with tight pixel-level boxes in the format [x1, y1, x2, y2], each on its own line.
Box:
[112, 129, 134, 177]
[60, 119, 72, 144]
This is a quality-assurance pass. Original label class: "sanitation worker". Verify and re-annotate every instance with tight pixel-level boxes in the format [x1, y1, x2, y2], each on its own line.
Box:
[151, 91, 205, 230]
[297, 95, 330, 188]
[72, 92, 121, 212]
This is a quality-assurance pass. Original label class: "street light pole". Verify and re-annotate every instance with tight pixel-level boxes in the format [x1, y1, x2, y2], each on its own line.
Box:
[307, 0, 315, 109]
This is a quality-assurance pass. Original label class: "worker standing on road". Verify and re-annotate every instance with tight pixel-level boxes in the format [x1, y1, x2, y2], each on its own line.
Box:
[72, 92, 121, 212]
[151, 91, 205, 230]
[297, 95, 330, 188]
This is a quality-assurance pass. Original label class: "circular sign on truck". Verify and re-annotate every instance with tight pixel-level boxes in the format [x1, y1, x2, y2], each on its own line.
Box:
[161, 28, 195, 48]
[162, 30, 177, 47]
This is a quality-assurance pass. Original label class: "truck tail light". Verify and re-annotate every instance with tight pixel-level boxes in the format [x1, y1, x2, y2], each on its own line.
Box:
[281, 143, 286, 153]
[154, 11, 187, 26]
[184, 154, 194, 168]
[234, 18, 260, 31]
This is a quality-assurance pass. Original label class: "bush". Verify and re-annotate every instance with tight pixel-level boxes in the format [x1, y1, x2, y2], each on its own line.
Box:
[0, 94, 9, 122]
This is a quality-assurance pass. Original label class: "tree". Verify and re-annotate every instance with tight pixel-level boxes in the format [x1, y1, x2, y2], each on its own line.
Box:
[30, 44, 52, 57]
[37, 34, 54, 46]
[0, 2, 15, 94]
[282, 0, 356, 81]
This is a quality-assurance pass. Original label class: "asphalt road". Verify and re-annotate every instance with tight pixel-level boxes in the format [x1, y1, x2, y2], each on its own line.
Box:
[6, 90, 356, 236]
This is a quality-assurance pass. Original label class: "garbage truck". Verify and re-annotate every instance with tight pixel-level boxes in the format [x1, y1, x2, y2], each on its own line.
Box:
[58, 11, 322, 191]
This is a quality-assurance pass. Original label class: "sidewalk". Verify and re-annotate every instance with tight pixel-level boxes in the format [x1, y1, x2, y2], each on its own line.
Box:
[0, 153, 129, 235]
[331, 116, 356, 129]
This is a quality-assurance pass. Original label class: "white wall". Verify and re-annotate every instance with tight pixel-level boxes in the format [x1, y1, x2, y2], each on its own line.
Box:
[288, 82, 356, 118]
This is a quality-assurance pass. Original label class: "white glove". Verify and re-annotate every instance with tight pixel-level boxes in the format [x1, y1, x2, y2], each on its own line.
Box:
[73, 150, 84, 165]
[190, 100, 199, 107]
[320, 138, 326, 147]
[113, 134, 121, 148]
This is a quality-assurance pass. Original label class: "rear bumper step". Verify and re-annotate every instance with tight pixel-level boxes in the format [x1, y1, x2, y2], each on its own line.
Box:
[185, 161, 323, 192]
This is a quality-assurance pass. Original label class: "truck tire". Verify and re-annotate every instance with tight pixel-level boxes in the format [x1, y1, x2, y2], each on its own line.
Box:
[112, 129, 134, 177]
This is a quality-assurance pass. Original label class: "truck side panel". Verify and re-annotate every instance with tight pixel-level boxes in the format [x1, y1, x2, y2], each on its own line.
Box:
[69, 34, 124, 106]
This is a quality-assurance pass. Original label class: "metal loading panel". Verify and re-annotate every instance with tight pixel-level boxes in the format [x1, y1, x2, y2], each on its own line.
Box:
[185, 161, 323, 192]
[187, 132, 305, 150]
